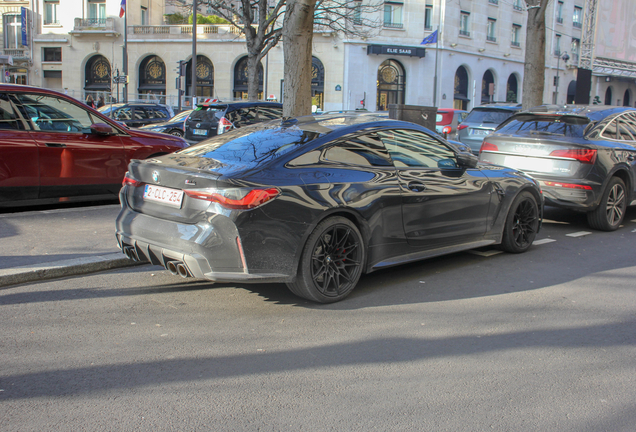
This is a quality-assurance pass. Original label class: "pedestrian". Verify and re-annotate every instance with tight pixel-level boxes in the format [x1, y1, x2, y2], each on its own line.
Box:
[97, 96, 105, 108]
[86, 94, 95, 109]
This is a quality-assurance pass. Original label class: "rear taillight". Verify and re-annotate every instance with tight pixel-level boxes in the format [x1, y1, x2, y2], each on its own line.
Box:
[543, 181, 593, 190]
[549, 148, 597, 164]
[479, 141, 499, 154]
[184, 188, 279, 209]
[442, 126, 452, 135]
[122, 173, 142, 187]
[458, 124, 468, 131]
[217, 117, 233, 135]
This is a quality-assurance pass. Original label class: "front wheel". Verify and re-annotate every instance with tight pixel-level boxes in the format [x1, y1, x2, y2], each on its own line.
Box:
[499, 191, 539, 253]
[587, 177, 627, 231]
[286, 217, 365, 303]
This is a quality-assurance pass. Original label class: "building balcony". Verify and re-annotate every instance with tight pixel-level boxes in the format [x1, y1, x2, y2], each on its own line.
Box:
[383, 22, 404, 29]
[70, 17, 118, 36]
[459, 30, 470, 37]
[556, 17, 563, 24]
[2, 48, 29, 61]
[126, 24, 243, 41]
[513, 5, 523, 11]
[487, 36, 497, 43]
[511, 41, 520, 47]
[573, 22, 582, 29]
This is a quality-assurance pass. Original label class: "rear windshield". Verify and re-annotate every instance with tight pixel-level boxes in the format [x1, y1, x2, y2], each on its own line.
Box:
[177, 124, 322, 169]
[497, 117, 588, 138]
[436, 111, 454, 125]
[189, 105, 227, 121]
[463, 109, 516, 125]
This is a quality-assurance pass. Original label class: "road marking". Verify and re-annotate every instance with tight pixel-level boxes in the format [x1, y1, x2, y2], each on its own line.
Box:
[468, 249, 503, 257]
[533, 238, 556, 245]
[566, 231, 593, 237]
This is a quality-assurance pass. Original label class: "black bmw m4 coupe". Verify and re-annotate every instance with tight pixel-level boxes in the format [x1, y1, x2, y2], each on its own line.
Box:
[116, 114, 543, 303]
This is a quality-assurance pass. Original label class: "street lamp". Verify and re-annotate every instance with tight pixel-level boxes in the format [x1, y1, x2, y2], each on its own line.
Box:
[555, 51, 570, 104]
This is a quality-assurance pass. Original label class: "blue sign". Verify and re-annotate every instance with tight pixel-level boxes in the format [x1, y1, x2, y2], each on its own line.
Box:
[21, 8, 28, 47]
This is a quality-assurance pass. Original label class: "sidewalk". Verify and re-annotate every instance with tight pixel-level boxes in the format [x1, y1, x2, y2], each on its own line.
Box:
[0, 204, 143, 287]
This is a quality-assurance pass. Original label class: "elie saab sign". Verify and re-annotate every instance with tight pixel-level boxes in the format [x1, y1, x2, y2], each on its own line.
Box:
[367, 45, 426, 58]
[21, 7, 28, 47]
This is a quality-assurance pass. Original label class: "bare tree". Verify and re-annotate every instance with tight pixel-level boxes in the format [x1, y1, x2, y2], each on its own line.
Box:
[522, 0, 551, 109]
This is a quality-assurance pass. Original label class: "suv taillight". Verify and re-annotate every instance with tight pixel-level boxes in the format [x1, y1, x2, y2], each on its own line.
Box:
[458, 124, 469, 131]
[122, 173, 141, 187]
[218, 117, 233, 135]
[549, 148, 597, 164]
[184, 188, 279, 209]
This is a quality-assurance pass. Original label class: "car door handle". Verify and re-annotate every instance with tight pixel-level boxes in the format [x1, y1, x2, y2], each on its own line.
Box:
[628, 154, 635, 162]
[45, 143, 67, 148]
[408, 181, 427, 192]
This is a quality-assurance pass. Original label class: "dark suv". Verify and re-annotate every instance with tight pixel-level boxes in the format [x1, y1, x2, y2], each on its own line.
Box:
[98, 103, 174, 128]
[457, 103, 522, 154]
[185, 101, 283, 142]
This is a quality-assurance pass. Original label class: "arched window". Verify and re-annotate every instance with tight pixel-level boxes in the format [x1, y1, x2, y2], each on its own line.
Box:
[84, 55, 111, 92]
[506, 74, 518, 103]
[311, 56, 325, 112]
[481, 70, 495, 104]
[376, 59, 405, 111]
[186, 55, 214, 97]
[605, 87, 612, 105]
[233, 56, 263, 100]
[454, 66, 469, 110]
[567, 80, 577, 104]
[623, 89, 631, 107]
[138, 55, 166, 103]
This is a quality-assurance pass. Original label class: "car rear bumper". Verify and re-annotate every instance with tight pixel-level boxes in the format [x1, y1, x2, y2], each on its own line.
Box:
[535, 179, 601, 211]
[115, 207, 294, 283]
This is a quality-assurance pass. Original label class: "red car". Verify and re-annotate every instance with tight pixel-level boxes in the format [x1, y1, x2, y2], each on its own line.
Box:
[0, 84, 188, 207]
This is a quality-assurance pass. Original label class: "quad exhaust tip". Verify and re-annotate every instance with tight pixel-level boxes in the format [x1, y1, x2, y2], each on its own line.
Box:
[166, 261, 191, 278]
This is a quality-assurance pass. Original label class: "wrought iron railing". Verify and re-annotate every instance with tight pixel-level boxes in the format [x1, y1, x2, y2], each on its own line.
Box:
[459, 30, 470, 37]
[487, 36, 497, 42]
[383, 22, 404, 29]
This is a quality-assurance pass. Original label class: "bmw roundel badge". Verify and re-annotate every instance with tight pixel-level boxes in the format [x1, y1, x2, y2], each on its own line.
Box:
[152, 171, 160, 183]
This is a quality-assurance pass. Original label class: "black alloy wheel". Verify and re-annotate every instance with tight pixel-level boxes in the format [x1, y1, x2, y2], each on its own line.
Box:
[500, 191, 539, 253]
[287, 217, 365, 303]
[587, 177, 627, 231]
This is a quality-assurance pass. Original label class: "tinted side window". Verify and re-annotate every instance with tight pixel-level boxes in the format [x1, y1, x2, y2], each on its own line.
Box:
[15, 93, 93, 133]
[112, 107, 132, 121]
[619, 113, 636, 140]
[378, 129, 457, 168]
[600, 119, 619, 140]
[144, 107, 169, 119]
[0, 94, 24, 130]
[258, 107, 283, 121]
[323, 132, 392, 167]
[134, 108, 149, 120]
[229, 107, 258, 127]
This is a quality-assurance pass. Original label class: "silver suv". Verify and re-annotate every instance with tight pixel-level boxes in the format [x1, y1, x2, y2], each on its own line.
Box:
[457, 103, 522, 154]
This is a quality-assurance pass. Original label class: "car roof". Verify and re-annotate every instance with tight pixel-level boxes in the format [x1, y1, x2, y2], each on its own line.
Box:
[472, 103, 522, 111]
[521, 104, 636, 121]
[196, 101, 283, 109]
[437, 108, 467, 113]
[272, 113, 431, 136]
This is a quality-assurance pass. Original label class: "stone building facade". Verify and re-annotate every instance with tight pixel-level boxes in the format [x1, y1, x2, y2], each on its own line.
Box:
[1, 0, 635, 111]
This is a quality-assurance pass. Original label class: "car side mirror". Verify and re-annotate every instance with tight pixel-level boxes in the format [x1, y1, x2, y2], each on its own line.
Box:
[456, 152, 479, 168]
[90, 123, 115, 135]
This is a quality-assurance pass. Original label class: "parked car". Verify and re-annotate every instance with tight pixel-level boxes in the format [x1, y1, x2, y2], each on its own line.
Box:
[479, 105, 636, 231]
[184, 101, 283, 142]
[0, 84, 188, 207]
[436, 108, 467, 140]
[139, 109, 193, 137]
[98, 102, 175, 128]
[458, 103, 522, 154]
[116, 114, 543, 303]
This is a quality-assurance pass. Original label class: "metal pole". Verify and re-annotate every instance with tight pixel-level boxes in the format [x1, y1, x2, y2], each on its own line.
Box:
[123, 0, 128, 103]
[555, 54, 560, 104]
[191, 0, 197, 107]
[433, 26, 440, 107]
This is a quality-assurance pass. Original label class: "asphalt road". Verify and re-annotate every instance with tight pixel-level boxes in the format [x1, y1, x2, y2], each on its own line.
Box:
[1, 206, 635, 431]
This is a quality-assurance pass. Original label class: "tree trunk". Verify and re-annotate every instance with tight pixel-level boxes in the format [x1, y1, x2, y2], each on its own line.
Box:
[522, 0, 551, 110]
[247, 52, 261, 101]
[282, 0, 316, 117]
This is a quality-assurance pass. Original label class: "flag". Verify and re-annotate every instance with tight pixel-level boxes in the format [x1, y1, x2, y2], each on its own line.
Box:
[421, 30, 438, 45]
[119, 0, 126, 18]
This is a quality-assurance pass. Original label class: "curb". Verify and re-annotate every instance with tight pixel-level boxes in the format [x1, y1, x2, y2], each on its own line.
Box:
[0, 253, 146, 288]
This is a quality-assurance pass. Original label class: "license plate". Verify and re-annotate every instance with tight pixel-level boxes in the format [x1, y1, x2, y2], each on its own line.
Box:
[504, 155, 551, 172]
[470, 129, 491, 136]
[143, 184, 184, 208]
[193, 129, 208, 136]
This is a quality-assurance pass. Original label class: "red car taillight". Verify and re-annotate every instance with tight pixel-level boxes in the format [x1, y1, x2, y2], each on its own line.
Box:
[122, 173, 142, 187]
[217, 117, 233, 135]
[458, 124, 469, 131]
[479, 141, 498, 155]
[184, 188, 279, 210]
[543, 181, 593, 190]
[549, 148, 597, 164]
[442, 126, 452, 135]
